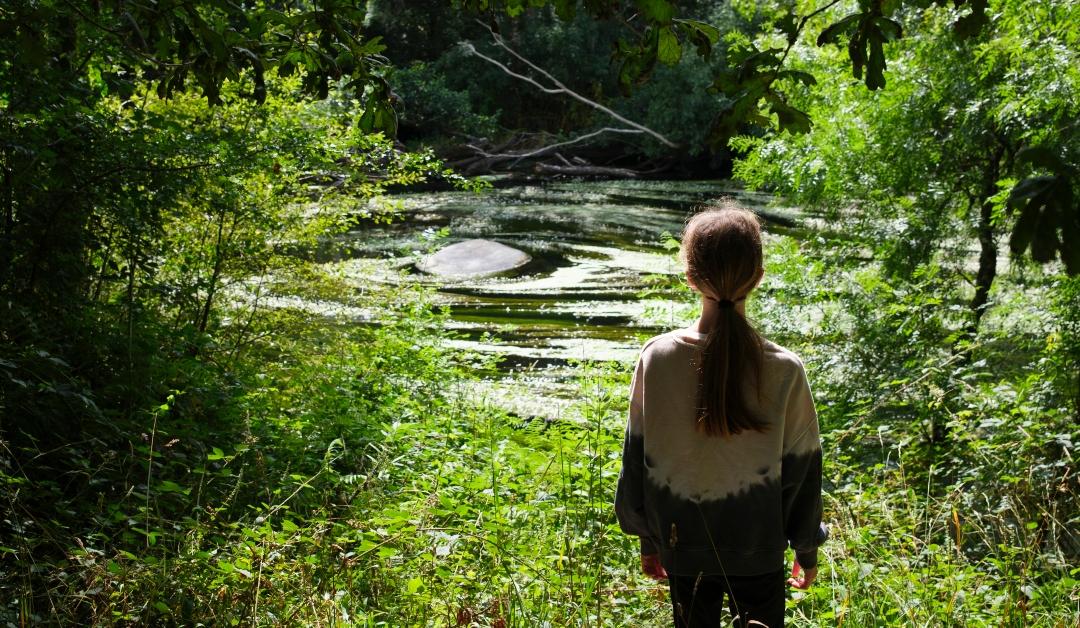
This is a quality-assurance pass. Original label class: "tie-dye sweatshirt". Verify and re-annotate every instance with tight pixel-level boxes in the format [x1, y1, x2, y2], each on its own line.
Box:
[615, 330, 824, 576]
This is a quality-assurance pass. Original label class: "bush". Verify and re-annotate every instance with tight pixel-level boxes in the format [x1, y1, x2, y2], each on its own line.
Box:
[392, 62, 500, 141]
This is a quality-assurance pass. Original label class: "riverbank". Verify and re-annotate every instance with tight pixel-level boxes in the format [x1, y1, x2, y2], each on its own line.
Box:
[2, 182, 1076, 625]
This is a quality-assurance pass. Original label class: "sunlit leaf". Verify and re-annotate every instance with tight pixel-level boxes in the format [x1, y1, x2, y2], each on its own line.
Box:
[657, 27, 682, 65]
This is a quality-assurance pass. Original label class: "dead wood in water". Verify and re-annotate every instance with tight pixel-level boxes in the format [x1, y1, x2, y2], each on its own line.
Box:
[446, 129, 656, 177]
[532, 162, 640, 178]
[452, 21, 679, 179]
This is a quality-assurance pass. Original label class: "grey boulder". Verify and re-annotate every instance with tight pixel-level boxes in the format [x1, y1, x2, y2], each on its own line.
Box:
[417, 239, 531, 278]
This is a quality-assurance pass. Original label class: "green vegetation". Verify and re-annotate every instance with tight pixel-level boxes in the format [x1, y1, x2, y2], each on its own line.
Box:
[2, 0, 1078, 625]
[753, 237, 1078, 626]
[367, 0, 745, 160]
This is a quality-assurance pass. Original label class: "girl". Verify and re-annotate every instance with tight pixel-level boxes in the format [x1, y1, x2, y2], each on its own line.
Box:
[615, 203, 824, 628]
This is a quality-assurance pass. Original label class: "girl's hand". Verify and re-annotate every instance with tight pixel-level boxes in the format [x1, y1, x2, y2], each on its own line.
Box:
[641, 553, 668, 580]
[787, 560, 817, 590]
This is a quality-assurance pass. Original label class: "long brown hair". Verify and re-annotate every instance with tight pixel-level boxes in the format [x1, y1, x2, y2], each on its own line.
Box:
[680, 202, 768, 437]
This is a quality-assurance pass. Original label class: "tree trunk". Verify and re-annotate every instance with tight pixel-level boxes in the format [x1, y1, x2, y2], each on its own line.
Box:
[967, 144, 1007, 335]
[126, 249, 137, 380]
[938, 144, 1007, 445]
[197, 206, 233, 334]
[90, 226, 116, 303]
[1, 139, 12, 295]
[969, 197, 997, 328]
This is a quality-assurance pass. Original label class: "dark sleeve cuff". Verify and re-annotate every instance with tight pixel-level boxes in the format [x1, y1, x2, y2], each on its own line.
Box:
[795, 549, 818, 570]
[816, 523, 829, 545]
[640, 537, 658, 555]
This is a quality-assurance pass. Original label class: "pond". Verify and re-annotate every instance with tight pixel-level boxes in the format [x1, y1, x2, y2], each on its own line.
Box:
[326, 179, 806, 419]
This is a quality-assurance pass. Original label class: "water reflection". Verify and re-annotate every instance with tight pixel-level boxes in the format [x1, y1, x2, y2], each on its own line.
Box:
[329, 180, 805, 418]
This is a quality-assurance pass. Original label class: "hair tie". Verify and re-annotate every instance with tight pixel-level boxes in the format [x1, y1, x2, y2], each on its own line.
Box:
[703, 294, 744, 307]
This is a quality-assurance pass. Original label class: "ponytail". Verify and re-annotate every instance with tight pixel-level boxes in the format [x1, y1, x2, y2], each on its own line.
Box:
[680, 203, 769, 437]
[697, 301, 767, 437]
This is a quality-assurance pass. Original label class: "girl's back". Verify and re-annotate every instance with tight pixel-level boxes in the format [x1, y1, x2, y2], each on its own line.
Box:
[614, 203, 824, 627]
[619, 331, 821, 577]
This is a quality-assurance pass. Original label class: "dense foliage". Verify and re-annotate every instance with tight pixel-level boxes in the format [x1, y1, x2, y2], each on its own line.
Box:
[377, 0, 1077, 272]
[751, 234, 1078, 626]
[728, 1, 1080, 622]
[367, 0, 745, 160]
[732, 0, 1080, 300]
[1, 0, 402, 453]
[1, 0, 1077, 625]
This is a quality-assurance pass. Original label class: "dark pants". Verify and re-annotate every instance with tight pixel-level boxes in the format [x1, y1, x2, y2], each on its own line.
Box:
[668, 570, 785, 628]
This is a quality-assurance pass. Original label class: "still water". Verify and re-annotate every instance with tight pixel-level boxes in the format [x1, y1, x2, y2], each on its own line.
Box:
[333, 180, 804, 418]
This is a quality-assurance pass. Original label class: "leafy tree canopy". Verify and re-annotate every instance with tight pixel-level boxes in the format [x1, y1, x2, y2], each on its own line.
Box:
[2, 0, 395, 129]
[731, 0, 1078, 322]
[464, 0, 1077, 274]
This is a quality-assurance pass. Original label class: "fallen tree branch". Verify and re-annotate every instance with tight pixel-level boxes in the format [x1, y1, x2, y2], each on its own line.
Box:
[509, 127, 643, 165]
[461, 22, 678, 149]
[476, 127, 645, 166]
[449, 128, 645, 175]
[446, 128, 668, 178]
[533, 163, 641, 178]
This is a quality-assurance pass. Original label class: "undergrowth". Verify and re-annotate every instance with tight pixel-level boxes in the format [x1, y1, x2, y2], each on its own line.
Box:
[2, 226, 1078, 626]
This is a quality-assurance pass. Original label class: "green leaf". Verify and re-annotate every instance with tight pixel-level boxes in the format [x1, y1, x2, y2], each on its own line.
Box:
[767, 95, 813, 134]
[1008, 176, 1057, 205]
[848, 33, 866, 80]
[866, 35, 886, 90]
[1016, 146, 1067, 174]
[1007, 175, 1079, 274]
[553, 0, 575, 20]
[777, 70, 817, 87]
[708, 89, 766, 148]
[1031, 207, 1061, 263]
[356, 36, 387, 56]
[709, 68, 741, 93]
[676, 19, 719, 58]
[872, 17, 903, 42]
[635, 0, 675, 24]
[156, 480, 188, 494]
[616, 30, 660, 95]
[775, 12, 800, 44]
[675, 19, 720, 44]
[1008, 192, 1042, 254]
[817, 13, 862, 47]
[881, 0, 903, 15]
[736, 48, 783, 77]
[657, 27, 682, 65]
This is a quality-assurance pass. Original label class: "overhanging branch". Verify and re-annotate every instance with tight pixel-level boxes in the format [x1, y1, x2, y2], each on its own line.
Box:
[461, 21, 679, 149]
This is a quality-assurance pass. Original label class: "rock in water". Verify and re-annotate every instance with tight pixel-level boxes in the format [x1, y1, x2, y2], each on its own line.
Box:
[418, 239, 531, 278]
